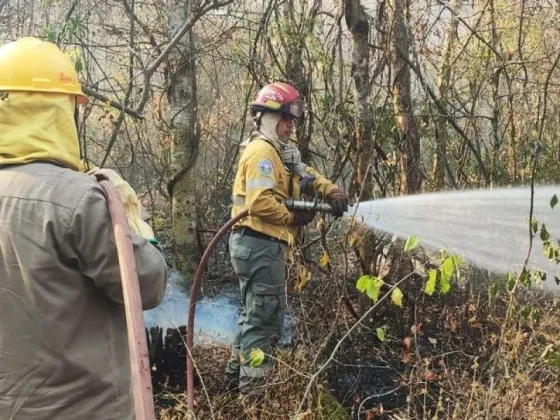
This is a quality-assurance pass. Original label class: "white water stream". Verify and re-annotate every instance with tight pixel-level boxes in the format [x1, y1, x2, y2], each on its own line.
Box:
[349, 185, 560, 287]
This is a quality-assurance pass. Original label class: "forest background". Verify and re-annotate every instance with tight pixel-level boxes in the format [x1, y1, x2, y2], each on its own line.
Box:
[2, 0, 560, 418]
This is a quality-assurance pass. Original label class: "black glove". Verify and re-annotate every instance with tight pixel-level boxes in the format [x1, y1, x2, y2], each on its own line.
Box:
[326, 187, 349, 217]
[290, 210, 316, 226]
[299, 174, 316, 197]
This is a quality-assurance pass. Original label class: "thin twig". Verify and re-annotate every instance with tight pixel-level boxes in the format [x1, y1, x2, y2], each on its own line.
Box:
[522, 147, 541, 269]
[483, 376, 494, 420]
[264, 352, 313, 379]
[357, 386, 403, 419]
[82, 0, 233, 120]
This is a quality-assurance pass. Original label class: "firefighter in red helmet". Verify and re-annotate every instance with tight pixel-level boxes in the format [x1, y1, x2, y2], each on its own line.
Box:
[225, 82, 348, 395]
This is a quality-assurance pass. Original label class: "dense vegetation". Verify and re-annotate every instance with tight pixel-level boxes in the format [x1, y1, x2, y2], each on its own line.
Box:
[3, 1, 560, 418]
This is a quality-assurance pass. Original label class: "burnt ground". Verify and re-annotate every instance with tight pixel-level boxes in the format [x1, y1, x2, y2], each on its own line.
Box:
[149, 274, 560, 419]
[151, 231, 560, 419]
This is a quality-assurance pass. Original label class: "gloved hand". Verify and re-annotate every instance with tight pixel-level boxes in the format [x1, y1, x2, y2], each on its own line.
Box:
[290, 210, 316, 226]
[88, 168, 158, 243]
[326, 187, 349, 217]
[280, 144, 307, 175]
[299, 173, 316, 197]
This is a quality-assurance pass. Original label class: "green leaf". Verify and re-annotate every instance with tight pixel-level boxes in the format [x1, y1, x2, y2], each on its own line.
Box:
[249, 348, 265, 367]
[520, 268, 531, 288]
[551, 194, 558, 210]
[440, 271, 451, 294]
[490, 281, 500, 297]
[425, 269, 437, 296]
[404, 236, 419, 252]
[531, 217, 538, 234]
[440, 257, 455, 283]
[506, 273, 516, 293]
[357, 275, 384, 302]
[545, 242, 555, 260]
[376, 327, 386, 342]
[391, 287, 404, 308]
[520, 306, 531, 320]
[540, 224, 550, 241]
[534, 270, 547, 283]
[366, 277, 384, 302]
[44, 27, 57, 43]
[74, 58, 83, 73]
[356, 275, 370, 293]
[451, 254, 463, 277]
[530, 308, 541, 323]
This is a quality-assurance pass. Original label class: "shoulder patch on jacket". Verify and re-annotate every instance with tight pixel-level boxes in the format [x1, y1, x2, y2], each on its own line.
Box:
[257, 158, 273, 176]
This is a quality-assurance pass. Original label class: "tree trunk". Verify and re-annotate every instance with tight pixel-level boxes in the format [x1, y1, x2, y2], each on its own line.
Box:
[432, 0, 460, 191]
[345, 0, 374, 201]
[489, 0, 503, 185]
[389, 0, 422, 194]
[344, 0, 378, 277]
[167, 0, 200, 278]
[506, 78, 517, 182]
[283, 0, 318, 163]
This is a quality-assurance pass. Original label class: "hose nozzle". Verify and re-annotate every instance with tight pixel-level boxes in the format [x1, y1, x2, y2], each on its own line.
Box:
[284, 199, 333, 213]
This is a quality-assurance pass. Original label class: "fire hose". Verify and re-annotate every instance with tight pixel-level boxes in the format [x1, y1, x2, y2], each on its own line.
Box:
[98, 178, 155, 420]
[185, 199, 334, 412]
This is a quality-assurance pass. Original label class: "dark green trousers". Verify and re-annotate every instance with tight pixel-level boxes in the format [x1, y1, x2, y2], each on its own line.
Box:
[226, 229, 287, 394]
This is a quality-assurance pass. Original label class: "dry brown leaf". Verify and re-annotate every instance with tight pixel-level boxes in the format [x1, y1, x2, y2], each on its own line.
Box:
[319, 251, 330, 267]
[296, 265, 312, 291]
[296, 409, 312, 419]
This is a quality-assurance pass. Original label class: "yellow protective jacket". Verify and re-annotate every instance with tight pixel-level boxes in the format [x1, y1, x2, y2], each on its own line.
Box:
[232, 133, 337, 244]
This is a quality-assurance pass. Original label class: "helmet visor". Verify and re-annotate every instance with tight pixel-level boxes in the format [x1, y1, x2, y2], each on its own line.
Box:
[288, 99, 305, 118]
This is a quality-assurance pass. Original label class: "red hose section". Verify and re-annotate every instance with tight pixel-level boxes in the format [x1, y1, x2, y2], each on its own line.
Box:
[99, 179, 155, 420]
[186, 210, 249, 412]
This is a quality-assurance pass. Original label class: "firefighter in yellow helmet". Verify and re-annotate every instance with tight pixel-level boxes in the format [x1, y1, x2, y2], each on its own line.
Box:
[0, 37, 167, 419]
[225, 82, 348, 395]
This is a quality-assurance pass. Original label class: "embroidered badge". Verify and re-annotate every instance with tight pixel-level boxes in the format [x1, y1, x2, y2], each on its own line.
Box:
[257, 159, 273, 176]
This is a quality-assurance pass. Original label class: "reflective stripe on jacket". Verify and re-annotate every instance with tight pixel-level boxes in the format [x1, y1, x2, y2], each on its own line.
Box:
[231, 133, 337, 244]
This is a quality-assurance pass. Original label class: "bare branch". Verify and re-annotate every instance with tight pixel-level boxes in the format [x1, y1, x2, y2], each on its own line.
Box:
[121, 0, 162, 54]
[134, 0, 234, 114]
[146, 0, 232, 76]
[82, 86, 145, 120]
[537, 49, 560, 143]
[56, 0, 80, 46]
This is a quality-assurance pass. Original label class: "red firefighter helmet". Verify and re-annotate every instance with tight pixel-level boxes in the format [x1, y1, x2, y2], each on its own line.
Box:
[251, 82, 305, 119]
